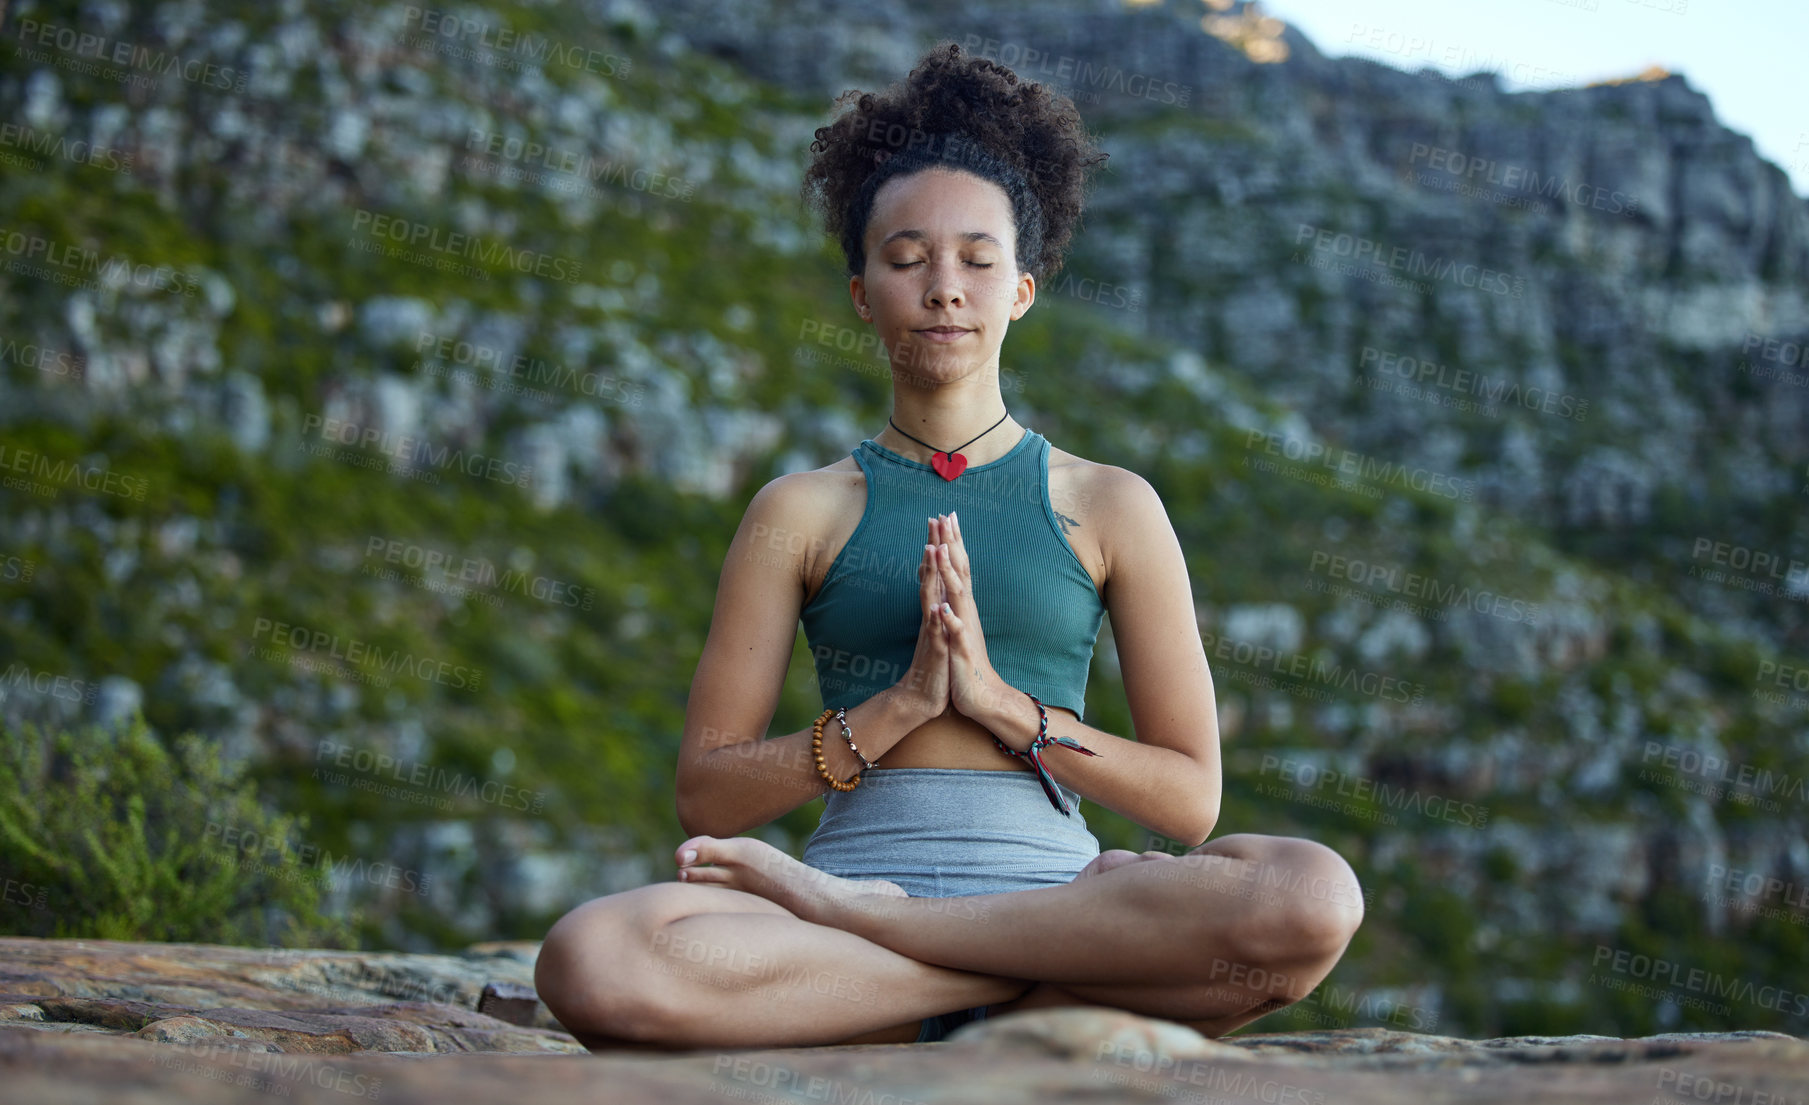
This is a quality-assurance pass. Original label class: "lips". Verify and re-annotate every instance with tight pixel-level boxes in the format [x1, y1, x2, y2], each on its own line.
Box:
[915, 327, 972, 342]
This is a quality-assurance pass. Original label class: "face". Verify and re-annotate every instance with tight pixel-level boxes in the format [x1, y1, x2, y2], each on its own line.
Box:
[850, 167, 1035, 386]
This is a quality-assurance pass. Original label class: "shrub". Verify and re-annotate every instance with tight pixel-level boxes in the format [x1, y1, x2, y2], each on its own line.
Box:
[0, 715, 354, 947]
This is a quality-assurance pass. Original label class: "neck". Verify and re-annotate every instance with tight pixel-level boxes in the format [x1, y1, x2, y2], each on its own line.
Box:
[882, 370, 1018, 465]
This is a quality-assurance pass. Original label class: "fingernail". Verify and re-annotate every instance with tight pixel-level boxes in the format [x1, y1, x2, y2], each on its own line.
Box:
[950, 511, 958, 527]
[681, 849, 696, 864]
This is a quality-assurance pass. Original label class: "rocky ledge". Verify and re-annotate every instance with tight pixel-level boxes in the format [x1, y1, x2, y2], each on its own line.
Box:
[0, 937, 1803, 1104]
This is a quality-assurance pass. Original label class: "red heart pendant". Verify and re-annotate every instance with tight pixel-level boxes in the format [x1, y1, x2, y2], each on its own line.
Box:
[930, 451, 967, 480]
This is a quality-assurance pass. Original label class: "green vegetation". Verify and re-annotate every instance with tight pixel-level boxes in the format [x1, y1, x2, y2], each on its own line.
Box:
[0, 0, 1804, 1039]
[0, 715, 352, 946]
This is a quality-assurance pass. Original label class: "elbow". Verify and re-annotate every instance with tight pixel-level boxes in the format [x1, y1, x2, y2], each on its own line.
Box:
[675, 755, 764, 840]
[1190, 771, 1221, 846]
[1157, 805, 1216, 852]
[676, 786, 743, 840]
[674, 754, 719, 839]
[676, 802, 721, 841]
[675, 786, 714, 840]
[1192, 808, 1218, 848]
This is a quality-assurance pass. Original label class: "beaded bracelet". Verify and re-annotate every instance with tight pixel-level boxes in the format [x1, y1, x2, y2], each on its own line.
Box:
[992, 691, 1098, 816]
[811, 707, 862, 791]
[835, 707, 880, 770]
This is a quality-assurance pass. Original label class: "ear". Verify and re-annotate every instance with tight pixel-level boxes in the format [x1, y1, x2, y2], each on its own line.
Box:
[1010, 271, 1036, 321]
[850, 273, 871, 321]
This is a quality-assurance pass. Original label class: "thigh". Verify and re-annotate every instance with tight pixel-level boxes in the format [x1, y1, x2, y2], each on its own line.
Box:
[552, 878, 803, 935]
[982, 835, 1358, 1038]
[540, 880, 1012, 1049]
[974, 854, 1157, 1023]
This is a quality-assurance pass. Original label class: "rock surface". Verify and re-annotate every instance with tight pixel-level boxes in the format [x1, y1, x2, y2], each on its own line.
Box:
[0, 935, 579, 1053]
[1, 938, 1805, 1103]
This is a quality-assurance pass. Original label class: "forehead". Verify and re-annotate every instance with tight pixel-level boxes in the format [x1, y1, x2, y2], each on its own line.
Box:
[867, 167, 1016, 242]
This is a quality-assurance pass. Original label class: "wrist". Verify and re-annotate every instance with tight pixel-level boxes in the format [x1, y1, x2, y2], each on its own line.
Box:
[882, 675, 942, 729]
[979, 684, 1041, 753]
[870, 683, 931, 737]
[810, 708, 863, 789]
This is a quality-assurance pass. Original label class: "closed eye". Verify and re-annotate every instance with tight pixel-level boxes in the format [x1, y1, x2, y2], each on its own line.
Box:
[890, 261, 996, 269]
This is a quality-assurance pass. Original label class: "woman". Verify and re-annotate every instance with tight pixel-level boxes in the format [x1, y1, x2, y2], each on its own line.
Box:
[535, 41, 1363, 1050]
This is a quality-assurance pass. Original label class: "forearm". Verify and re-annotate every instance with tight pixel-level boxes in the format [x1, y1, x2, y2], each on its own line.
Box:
[979, 687, 1219, 845]
[677, 687, 932, 838]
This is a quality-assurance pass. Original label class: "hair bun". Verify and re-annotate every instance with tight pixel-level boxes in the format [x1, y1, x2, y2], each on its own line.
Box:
[803, 40, 1107, 279]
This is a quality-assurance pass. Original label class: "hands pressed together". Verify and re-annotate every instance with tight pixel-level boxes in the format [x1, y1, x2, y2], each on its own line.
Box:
[894, 511, 1022, 742]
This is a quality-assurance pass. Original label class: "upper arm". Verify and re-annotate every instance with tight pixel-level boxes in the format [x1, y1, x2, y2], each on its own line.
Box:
[1097, 468, 1222, 809]
[675, 474, 814, 800]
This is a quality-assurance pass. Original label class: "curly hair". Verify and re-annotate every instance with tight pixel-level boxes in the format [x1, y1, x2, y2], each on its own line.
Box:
[801, 40, 1108, 281]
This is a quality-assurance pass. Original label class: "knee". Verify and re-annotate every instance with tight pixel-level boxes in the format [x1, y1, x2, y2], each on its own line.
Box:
[535, 886, 683, 1043]
[1259, 837, 1364, 959]
[1203, 834, 1363, 964]
[534, 899, 615, 1037]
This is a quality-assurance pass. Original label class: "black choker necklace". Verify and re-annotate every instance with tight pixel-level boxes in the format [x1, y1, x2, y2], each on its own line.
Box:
[886, 412, 1010, 481]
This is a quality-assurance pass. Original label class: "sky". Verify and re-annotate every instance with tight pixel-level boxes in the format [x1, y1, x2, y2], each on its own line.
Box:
[1259, 0, 1809, 197]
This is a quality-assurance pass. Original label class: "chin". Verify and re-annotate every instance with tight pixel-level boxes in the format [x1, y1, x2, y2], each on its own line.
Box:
[899, 342, 987, 375]
[892, 354, 977, 388]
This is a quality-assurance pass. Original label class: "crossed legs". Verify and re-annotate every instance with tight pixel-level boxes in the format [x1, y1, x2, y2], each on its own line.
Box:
[534, 832, 1363, 1050]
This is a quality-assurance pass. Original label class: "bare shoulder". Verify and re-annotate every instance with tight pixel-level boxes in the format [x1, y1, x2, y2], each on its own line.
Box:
[737, 454, 868, 596]
[1046, 445, 1171, 593]
[1049, 444, 1172, 593]
[745, 454, 862, 515]
[1046, 444, 1165, 526]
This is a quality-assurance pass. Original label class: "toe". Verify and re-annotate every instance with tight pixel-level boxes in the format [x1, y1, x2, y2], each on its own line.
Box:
[674, 835, 716, 866]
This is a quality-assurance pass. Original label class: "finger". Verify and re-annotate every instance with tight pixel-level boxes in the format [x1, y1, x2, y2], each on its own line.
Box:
[920, 543, 940, 609]
[944, 514, 973, 582]
[939, 601, 961, 628]
[935, 543, 960, 594]
[937, 543, 969, 609]
[920, 549, 946, 647]
[937, 601, 964, 654]
[923, 549, 945, 621]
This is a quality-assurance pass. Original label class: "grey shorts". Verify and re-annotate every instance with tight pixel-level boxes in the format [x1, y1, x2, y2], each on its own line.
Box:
[798, 767, 1100, 1043]
[799, 766, 1101, 897]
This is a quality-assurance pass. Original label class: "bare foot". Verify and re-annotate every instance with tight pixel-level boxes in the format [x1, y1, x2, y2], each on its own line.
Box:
[852, 878, 911, 896]
[1071, 849, 1176, 881]
[673, 836, 907, 926]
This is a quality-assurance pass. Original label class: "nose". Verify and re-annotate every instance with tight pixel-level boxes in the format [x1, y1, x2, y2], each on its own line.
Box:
[924, 259, 964, 310]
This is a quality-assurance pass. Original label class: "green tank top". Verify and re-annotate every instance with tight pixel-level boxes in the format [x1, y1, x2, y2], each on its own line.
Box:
[800, 427, 1104, 720]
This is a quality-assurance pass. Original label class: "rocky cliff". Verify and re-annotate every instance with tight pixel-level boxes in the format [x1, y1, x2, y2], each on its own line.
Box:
[1, 0, 1805, 1041]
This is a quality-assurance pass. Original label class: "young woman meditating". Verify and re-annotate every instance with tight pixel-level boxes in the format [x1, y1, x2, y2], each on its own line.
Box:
[535, 41, 1363, 1049]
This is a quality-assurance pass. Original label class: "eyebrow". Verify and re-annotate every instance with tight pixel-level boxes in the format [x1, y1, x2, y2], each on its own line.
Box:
[879, 229, 1006, 250]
